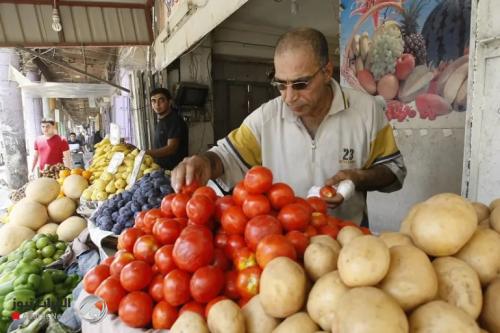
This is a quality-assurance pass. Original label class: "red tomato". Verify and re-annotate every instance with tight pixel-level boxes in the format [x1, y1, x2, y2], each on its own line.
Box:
[95, 277, 127, 313]
[214, 231, 228, 249]
[118, 227, 145, 253]
[152, 301, 178, 329]
[320, 185, 337, 198]
[221, 206, 248, 235]
[179, 301, 205, 318]
[294, 197, 314, 216]
[224, 270, 240, 300]
[205, 296, 228, 318]
[190, 265, 225, 303]
[243, 166, 273, 194]
[133, 235, 159, 264]
[83, 264, 110, 293]
[174, 217, 188, 229]
[120, 260, 153, 292]
[304, 225, 319, 237]
[172, 225, 214, 272]
[118, 291, 153, 328]
[278, 203, 311, 231]
[244, 215, 283, 251]
[171, 193, 190, 218]
[143, 209, 164, 234]
[338, 220, 358, 228]
[214, 195, 235, 221]
[181, 180, 200, 196]
[242, 194, 271, 219]
[232, 181, 249, 206]
[267, 183, 295, 210]
[164, 269, 192, 306]
[148, 274, 165, 302]
[160, 193, 176, 217]
[306, 196, 328, 213]
[236, 266, 261, 299]
[311, 212, 328, 228]
[255, 234, 297, 268]
[152, 264, 160, 274]
[319, 224, 340, 239]
[186, 195, 215, 225]
[152, 218, 182, 245]
[109, 251, 135, 279]
[154, 245, 176, 275]
[134, 211, 147, 231]
[193, 186, 218, 202]
[238, 298, 250, 308]
[101, 256, 114, 267]
[224, 234, 246, 259]
[286, 231, 310, 258]
[327, 215, 342, 227]
[233, 247, 257, 271]
[212, 248, 230, 271]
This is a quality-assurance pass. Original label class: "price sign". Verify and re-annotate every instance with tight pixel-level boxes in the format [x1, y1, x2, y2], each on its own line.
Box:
[127, 150, 146, 186]
[106, 152, 125, 174]
[110, 123, 120, 145]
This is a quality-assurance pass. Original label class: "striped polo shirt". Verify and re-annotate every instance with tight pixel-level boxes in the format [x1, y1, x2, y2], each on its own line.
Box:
[210, 79, 406, 224]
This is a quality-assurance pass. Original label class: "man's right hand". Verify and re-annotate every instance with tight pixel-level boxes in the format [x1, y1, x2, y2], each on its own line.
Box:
[171, 155, 213, 193]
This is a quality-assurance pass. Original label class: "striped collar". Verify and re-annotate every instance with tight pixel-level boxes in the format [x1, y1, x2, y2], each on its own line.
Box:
[282, 79, 350, 122]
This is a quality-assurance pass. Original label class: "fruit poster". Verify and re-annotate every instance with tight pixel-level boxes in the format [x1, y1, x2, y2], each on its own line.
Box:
[339, 0, 471, 121]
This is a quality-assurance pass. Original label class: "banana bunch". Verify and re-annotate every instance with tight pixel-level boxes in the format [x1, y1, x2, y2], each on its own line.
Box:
[83, 139, 160, 202]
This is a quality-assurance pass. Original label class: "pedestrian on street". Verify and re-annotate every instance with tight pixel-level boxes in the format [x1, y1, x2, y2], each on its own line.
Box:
[31, 119, 71, 176]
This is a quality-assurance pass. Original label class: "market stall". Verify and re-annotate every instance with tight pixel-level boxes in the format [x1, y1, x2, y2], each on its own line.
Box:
[0, 136, 499, 332]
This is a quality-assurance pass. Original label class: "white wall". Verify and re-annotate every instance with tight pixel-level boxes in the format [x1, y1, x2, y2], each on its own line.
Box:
[368, 112, 466, 233]
[179, 39, 215, 155]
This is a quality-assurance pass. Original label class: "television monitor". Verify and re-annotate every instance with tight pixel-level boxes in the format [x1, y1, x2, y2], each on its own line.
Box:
[175, 82, 209, 109]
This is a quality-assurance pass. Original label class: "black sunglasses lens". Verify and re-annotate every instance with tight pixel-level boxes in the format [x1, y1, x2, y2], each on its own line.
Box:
[292, 82, 308, 90]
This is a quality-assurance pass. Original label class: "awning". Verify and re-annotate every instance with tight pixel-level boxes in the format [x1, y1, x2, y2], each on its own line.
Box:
[8, 65, 117, 98]
[0, 0, 153, 47]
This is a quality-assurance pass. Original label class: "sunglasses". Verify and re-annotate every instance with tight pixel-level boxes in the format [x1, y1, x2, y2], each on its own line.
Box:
[271, 66, 324, 91]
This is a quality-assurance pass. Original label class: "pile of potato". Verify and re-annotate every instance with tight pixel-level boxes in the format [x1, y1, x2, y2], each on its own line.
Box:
[171, 193, 500, 333]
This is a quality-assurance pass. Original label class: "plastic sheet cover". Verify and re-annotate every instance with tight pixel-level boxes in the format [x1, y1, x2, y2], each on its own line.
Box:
[8, 65, 118, 98]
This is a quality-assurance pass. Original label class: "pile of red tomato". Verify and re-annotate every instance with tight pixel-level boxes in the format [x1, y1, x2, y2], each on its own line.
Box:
[82, 166, 369, 329]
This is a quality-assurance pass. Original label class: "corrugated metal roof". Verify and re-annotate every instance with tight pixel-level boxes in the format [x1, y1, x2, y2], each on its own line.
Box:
[0, 0, 153, 47]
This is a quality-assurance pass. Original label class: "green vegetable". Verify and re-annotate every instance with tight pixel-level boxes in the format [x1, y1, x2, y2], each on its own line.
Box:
[14, 262, 42, 276]
[22, 249, 38, 261]
[39, 293, 58, 312]
[41, 245, 55, 259]
[44, 270, 66, 284]
[42, 258, 53, 265]
[35, 237, 50, 250]
[38, 272, 54, 295]
[22, 240, 36, 251]
[0, 279, 14, 297]
[54, 242, 66, 251]
[11, 307, 50, 333]
[4, 289, 36, 312]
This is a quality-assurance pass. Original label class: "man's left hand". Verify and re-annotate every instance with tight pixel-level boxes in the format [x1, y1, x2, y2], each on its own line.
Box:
[322, 169, 360, 209]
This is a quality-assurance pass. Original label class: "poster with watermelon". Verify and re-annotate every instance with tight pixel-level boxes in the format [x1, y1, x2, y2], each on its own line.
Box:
[339, 0, 471, 122]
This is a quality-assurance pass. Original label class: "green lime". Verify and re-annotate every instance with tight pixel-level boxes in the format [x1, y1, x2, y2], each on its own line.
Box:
[55, 242, 67, 251]
[22, 240, 36, 251]
[35, 237, 50, 250]
[41, 245, 56, 258]
[42, 257, 54, 265]
[32, 234, 45, 242]
[22, 248, 38, 261]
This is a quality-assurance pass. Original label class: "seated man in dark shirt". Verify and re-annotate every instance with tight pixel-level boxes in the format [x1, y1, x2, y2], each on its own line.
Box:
[146, 87, 189, 170]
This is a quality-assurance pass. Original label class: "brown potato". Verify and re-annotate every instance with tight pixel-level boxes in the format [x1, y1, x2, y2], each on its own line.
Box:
[379, 245, 438, 311]
[259, 257, 307, 318]
[432, 257, 482, 319]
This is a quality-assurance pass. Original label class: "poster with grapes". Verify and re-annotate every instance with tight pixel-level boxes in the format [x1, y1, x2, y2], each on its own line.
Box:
[339, 0, 471, 122]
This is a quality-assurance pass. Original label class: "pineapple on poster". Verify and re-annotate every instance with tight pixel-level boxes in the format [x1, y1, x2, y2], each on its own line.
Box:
[339, 0, 471, 121]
